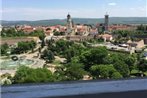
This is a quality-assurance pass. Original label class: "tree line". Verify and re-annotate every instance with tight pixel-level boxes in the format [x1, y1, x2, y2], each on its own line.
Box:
[1, 40, 36, 55]
[7, 39, 146, 84]
[1, 28, 44, 37]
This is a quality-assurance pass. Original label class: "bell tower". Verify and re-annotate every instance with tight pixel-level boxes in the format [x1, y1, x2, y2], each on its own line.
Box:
[105, 12, 109, 31]
[66, 13, 74, 35]
[66, 13, 75, 35]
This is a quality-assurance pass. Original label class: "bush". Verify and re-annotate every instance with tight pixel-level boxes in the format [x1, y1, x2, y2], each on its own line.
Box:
[11, 40, 36, 54]
[41, 50, 55, 63]
[1, 43, 9, 56]
[114, 60, 130, 77]
[111, 72, 123, 79]
[54, 63, 87, 81]
[90, 64, 122, 79]
[13, 66, 55, 83]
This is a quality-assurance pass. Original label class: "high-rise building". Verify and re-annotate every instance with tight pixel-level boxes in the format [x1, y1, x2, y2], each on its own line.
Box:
[105, 13, 109, 31]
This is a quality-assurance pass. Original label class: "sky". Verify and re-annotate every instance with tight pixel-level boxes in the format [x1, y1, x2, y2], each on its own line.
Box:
[1, 0, 147, 20]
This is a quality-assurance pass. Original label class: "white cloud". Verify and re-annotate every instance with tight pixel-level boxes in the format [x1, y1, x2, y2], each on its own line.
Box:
[108, 2, 116, 6]
[130, 8, 135, 10]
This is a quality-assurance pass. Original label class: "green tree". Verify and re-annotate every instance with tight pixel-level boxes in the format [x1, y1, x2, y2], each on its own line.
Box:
[114, 60, 130, 77]
[54, 66, 66, 81]
[64, 44, 86, 62]
[138, 59, 147, 73]
[30, 30, 44, 36]
[52, 39, 73, 55]
[54, 63, 86, 81]
[79, 47, 108, 70]
[90, 64, 122, 79]
[41, 49, 55, 63]
[125, 55, 136, 72]
[1, 28, 17, 37]
[111, 72, 123, 79]
[18, 41, 36, 53]
[11, 41, 36, 54]
[1, 28, 7, 37]
[65, 63, 86, 80]
[34, 30, 46, 48]
[60, 32, 65, 35]
[1, 43, 9, 55]
[137, 24, 145, 31]
[54, 31, 60, 36]
[13, 66, 54, 83]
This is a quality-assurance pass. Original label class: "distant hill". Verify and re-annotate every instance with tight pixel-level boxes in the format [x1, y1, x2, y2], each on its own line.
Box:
[1, 17, 147, 26]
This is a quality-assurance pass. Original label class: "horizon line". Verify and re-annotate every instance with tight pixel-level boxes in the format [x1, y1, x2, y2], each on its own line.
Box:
[2, 16, 147, 21]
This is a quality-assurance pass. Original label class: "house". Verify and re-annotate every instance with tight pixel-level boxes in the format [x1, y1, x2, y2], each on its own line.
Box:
[45, 30, 53, 36]
[22, 25, 35, 34]
[89, 29, 98, 36]
[127, 40, 145, 49]
[98, 34, 113, 41]
[75, 25, 91, 36]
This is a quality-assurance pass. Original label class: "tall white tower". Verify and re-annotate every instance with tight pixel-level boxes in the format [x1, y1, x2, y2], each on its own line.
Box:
[66, 13, 74, 35]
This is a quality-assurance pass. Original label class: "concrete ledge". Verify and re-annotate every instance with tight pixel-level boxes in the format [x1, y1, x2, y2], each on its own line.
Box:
[1, 78, 147, 98]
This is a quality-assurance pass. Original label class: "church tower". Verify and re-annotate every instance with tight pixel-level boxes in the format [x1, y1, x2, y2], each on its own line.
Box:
[66, 13, 74, 35]
[105, 13, 109, 31]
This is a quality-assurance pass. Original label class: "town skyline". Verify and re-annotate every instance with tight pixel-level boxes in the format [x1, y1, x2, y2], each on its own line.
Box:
[2, 0, 147, 21]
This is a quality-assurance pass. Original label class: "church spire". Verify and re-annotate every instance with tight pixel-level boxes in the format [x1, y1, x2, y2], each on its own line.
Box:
[106, 12, 108, 15]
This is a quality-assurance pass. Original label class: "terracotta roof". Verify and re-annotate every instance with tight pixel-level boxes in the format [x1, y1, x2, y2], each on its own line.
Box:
[22, 27, 34, 33]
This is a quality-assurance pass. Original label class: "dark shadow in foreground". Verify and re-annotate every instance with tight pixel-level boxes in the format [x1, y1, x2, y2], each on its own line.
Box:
[50, 90, 147, 98]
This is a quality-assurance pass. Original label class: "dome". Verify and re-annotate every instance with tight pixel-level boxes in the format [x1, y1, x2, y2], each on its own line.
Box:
[67, 13, 71, 18]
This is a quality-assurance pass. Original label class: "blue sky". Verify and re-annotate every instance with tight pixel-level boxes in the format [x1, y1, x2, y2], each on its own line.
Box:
[1, 0, 147, 20]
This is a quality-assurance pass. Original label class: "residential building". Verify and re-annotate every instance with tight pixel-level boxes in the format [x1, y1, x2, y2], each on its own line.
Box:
[127, 40, 145, 49]
[21, 25, 35, 34]
[98, 34, 113, 41]
[76, 25, 91, 36]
